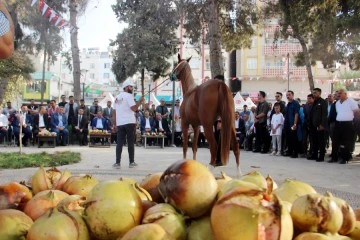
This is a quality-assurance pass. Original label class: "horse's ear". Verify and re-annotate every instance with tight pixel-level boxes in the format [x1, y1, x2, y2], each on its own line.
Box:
[178, 54, 181, 63]
[186, 56, 192, 62]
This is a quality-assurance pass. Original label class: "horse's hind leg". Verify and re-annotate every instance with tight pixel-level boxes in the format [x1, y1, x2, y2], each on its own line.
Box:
[231, 128, 242, 177]
[182, 125, 189, 160]
[192, 126, 200, 160]
[203, 125, 217, 166]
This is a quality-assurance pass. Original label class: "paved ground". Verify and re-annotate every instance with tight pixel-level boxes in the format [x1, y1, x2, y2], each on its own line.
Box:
[1, 143, 359, 208]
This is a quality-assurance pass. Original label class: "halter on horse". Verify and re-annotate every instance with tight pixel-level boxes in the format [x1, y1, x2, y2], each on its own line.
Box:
[172, 54, 242, 176]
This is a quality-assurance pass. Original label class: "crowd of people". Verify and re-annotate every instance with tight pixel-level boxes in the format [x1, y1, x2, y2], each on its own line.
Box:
[236, 88, 360, 164]
[1, 87, 360, 166]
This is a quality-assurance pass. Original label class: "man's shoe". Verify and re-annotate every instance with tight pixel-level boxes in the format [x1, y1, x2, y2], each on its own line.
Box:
[112, 163, 121, 169]
[327, 159, 337, 163]
[129, 162, 138, 168]
[252, 149, 261, 153]
[339, 160, 348, 164]
[316, 159, 324, 162]
[307, 156, 317, 160]
[291, 155, 298, 158]
[270, 151, 276, 156]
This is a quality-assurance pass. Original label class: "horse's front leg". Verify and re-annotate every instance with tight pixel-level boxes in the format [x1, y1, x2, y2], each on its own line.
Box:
[182, 126, 189, 160]
[192, 126, 200, 160]
[203, 125, 217, 166]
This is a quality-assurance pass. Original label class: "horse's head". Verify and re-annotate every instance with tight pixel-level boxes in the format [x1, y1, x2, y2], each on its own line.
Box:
[170, 54, 192, 81]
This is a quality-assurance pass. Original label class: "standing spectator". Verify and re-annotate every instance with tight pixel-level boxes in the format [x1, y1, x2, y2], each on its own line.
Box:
[76, 99, 90, 119]
[303, 94, 315, 157]
[149, 104, 156, 118]
[325, 93, 335, 149]
[47, 100, 58, 119]
[214, 117, 223, 166]
[284, 91, 300, 158]
[240, 105, 250, 119]
[249, 106, 256, 123]
[113, 79, 144, 168]
[329, 89, 359, 164]
[64, 96, 78, 128]
[197, 125, 206, 147]
[28, 99, 38, 115]
[234, 111, 245, 148]
[271, 92, 286, 116]
[253, 91, 270, 153]
[328, 91, 339, 160]
[0, 106, 8, 142]
[308, 88, 328, 162]
[0, 0, 14, 59]
[51, 106, 68, 146]
[170, 99, 181, 120]
[2, 101, 13, 116]
[270, 103, 284, 156]
[103, 100, 114, 127]
[89, 98, 102, 122]
[64, 96, 78, 144]
[58, 95, 67, 108]
[73, 108, 88, 146]
[156, 99, 169, 128]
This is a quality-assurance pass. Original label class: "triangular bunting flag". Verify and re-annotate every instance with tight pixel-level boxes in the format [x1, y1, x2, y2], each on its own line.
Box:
[45, 8, 52, 18]
[49, 9, 56, 22]
[42, 3, 49, 15]
[31, 0, 38, 7]
[53, 15, 61, 25]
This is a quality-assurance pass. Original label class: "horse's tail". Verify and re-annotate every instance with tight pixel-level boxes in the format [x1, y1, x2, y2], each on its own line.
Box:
[219, 82, 234, 165]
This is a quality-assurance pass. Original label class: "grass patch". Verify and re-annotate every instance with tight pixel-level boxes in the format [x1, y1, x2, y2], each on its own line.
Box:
[0, 151, 81, 169]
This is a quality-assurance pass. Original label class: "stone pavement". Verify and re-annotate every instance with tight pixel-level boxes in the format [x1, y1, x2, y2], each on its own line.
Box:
[0, 143, 359, 208]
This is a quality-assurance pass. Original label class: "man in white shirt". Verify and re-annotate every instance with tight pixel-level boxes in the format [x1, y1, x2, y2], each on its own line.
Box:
[0, 106, 8, 141]
[113, 78, 144, 168]
[329, 89, 359, 164]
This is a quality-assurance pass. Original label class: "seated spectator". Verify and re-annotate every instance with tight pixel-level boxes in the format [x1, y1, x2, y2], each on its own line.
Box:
[51, 106, 69, 146]
[32, 106, 49, 141]
[0, 106, 8, 142]
[73, 108, 88, 146]
[140, 110, 154, 134]
[91, 111, 108, 145]
[234, 111, 245, 148]
[11, 105, 33, 146]
[153, 112, 171, 146]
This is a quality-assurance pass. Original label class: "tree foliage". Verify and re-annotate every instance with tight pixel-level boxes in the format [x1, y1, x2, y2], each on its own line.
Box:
[111, 0, 179, 84]
[262, 0, 360, 90]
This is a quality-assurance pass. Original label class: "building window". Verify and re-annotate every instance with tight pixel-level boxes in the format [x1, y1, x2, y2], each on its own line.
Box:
[103, 73, 110, 79]
[247, 58, 257, 69]
[205, 58, 210, 70]
[90, 63, 95, 69]
[104, 63, 110, 69]
[90, 73, 95, 79]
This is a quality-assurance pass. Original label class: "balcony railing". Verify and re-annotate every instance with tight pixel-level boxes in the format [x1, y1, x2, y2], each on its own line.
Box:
[262, 66, 307, 76]
[264, 43, 302, 55]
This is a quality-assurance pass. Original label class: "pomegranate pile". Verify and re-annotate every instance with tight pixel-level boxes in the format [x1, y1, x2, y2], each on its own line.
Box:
[0, 160, 359, 240]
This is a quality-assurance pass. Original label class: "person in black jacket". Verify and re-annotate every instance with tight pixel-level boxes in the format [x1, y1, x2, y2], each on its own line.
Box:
[328, 91, 338, 160]
[32, 106, 49, 140]
[302, 94, 314, 157]
[73, 108, 89, 146]
[234, 111, 246, 147]
[308, 88, 328, 161]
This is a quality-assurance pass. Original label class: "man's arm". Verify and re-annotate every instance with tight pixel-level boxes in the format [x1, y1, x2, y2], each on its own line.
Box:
[130, 96, 144, 112]
[0, 1, 14, 59]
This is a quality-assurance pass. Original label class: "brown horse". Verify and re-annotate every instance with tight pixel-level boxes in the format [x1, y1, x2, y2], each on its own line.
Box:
[172, 55, 241, 176]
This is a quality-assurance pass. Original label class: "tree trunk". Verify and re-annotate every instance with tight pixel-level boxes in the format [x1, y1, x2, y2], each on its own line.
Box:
[40, 47, 47, 104]
[207, 0, 224, 79]
[0, 77, 9, 105]
[70, 0, 81, 103]
[298, 36, 315, 91]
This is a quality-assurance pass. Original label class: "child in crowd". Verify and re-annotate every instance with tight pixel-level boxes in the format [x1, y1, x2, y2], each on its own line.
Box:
[270, 103, 284, 156]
